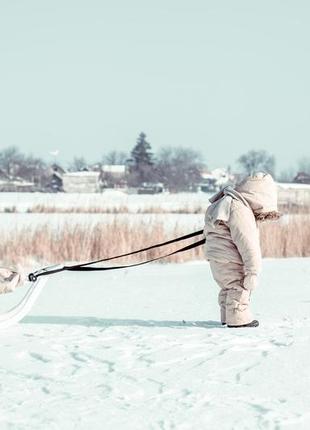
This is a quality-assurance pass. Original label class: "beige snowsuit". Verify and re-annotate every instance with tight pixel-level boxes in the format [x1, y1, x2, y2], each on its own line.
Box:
[204, 173, 279, 326]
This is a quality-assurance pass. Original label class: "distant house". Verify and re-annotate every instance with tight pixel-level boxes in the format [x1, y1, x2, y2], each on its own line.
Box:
[43, 163, 66, 192]
[137, 182, 165, 194]
[0, 178, 36, 192]
[49, 171, 63, 192]
[294, 172, 310, 185]
[101, 164, 126, 177]
[198, 168, 232, 192]
[0, 168, 36, 191]
[62, 171, 101, 193]
[100, 164, 127, 189]
[51, 163, 66, 175]
[278, 182, 310, 208]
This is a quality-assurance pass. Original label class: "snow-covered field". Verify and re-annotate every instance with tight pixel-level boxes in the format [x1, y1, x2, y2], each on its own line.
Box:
[0, 258, 310, 429]
[0, 212, 302, 233]
[0, 212, 204, 233]
[0, 191, 212, 213]
[1, 185, 309, 213]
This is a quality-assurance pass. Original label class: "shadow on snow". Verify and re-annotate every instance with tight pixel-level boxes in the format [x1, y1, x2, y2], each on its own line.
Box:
[21, 315, 223, 329]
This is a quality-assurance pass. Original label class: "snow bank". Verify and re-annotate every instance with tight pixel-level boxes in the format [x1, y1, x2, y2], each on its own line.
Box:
[0, 259, 310, 429]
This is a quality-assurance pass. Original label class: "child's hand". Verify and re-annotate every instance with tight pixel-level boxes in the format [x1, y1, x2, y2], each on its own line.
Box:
[243, 274, 258, 291]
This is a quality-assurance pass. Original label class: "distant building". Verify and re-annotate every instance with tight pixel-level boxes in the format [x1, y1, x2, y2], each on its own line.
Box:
[0, 178, 36, 192]
[51, 163, 66, 175]
[63, 171, 101, 193]
[198, 168, 233, 192]
[0, 168, 37, 191]
[101, 164, 126, 177]
[137, 182, 165, 194]
[44, 163, 65, 192]
[293, 172, 310, 184]
[278, 182, 310, 208]
[100, 164, 127, 189]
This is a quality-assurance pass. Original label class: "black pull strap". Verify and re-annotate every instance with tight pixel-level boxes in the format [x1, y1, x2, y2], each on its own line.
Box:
[66, 238, 206, 272]
[65, 229, 204, 269]
[28, 229, 205, 281]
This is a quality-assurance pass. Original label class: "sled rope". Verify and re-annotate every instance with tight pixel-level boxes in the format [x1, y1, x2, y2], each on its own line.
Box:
[28, 229, 205, 282]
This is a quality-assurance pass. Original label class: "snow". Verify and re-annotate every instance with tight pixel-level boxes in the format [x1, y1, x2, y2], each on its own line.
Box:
[0, 192, 212, 213]
[0, 258, 310, 429]
[278, 183, 310, 190]
[0, 211, 301, 234]
[63, 172, 100, 177]
[0, 212, 204, 233]
[102, 165, 126, 173]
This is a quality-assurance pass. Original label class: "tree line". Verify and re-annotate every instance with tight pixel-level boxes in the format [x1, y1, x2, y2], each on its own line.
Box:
[0, 132, 308, 191]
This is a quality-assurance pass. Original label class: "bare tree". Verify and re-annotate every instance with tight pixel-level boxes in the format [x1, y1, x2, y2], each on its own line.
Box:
[0, 146, 24, 176]
[156, 147, 204, 192]
[69, 157, 88, 171]
[18, 155, 46, 184]
[238, 150, 275, 176]
[277, 167, 296, 183]
[297, 157, 310, 174]
[102, 150, 128, 165]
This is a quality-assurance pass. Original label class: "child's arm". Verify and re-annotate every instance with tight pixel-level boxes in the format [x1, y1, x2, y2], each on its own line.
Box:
[228, 204, 262, 290]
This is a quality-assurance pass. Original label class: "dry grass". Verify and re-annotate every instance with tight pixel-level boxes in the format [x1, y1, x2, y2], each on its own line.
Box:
[259, 215, 310, 258]
[1, 202, 309, 215]
[26, 205, 132, 214]
[1, 214, 309, 269]
[24, 204, 206, 214]
[0, 222, 204, 268]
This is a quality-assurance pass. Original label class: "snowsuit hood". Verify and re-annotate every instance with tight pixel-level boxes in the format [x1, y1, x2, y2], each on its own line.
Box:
[235, 172, 278, 214]
[206, 186, 250, 227]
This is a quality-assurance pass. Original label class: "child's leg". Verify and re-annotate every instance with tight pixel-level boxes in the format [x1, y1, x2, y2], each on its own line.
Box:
[226, 287, 252, 326]
[209, 261, 228, 324]
[209, 260, 253, 326]
[218, 288, 228, 324]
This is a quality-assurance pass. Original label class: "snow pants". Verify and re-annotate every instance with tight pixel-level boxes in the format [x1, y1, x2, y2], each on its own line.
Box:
[209, 260, 253, 326]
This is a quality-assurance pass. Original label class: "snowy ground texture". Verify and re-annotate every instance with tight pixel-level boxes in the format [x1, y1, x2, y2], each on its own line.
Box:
[0, 258, 310, 430]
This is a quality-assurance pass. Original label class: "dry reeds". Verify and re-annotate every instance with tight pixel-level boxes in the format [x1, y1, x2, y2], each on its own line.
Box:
[0, 214, 309, 268]
[2, 202, 309, 215]
[259, 215, 310, 258]
[23, 204, 206, 214]
[0, 221, 204, 268]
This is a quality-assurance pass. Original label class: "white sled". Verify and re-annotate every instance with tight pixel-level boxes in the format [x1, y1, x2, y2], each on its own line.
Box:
[0, 277, 48, 329]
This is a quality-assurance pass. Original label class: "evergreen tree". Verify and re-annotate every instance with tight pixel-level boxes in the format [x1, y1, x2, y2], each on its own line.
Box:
[128, 132, 155, 185]
[130, 132, 154, 167]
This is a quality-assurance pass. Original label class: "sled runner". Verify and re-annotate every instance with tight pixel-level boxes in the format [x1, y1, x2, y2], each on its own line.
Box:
[0, 276, 48, 329]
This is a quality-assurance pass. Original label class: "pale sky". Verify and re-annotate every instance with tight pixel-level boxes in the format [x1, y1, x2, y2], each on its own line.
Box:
[0, 0, 310, 174]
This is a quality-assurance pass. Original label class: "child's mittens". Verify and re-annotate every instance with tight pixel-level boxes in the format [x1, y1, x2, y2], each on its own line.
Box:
[243, 273, 258, 291]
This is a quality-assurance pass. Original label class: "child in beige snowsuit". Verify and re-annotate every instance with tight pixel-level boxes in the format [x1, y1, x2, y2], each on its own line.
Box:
[204, 172, 280, 327]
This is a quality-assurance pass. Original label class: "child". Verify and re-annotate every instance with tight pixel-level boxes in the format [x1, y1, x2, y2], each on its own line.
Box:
[204, 172, 280, 328]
